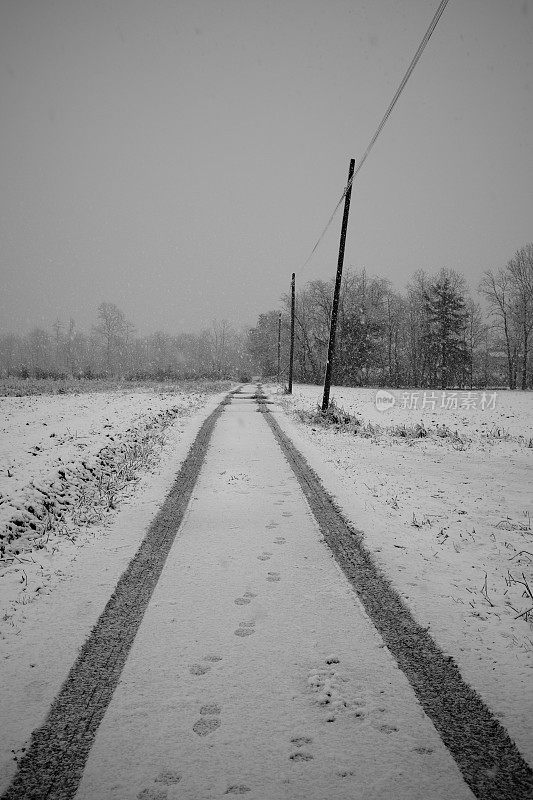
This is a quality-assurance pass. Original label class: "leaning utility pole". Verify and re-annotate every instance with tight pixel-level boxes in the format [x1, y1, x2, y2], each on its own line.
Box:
[277, 312, 282, 384]
[321, 158, 355, 412]
[288, 273, 295, 394]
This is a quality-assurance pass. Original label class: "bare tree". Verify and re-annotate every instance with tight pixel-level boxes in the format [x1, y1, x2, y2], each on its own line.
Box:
[52, 318, 63, 373]
[405, 270, 432, 386]
[65, 318, 76, 376]
[0, 334, 21, 376]
[93, 302, 134, 377]
[507, 244, 533, 389]
[384, 290, 405, 386]
[209, 320, 230, 378]
[26, 328, 53, 376]
[464, 299, 485, 388]
[479, 269, 518, 389]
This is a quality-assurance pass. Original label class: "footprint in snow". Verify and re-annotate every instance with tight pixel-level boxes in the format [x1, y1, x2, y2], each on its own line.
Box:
[225, 786, 251, 795]
[289, 751, 313, 762]
[257, 552, 271, 561]
[193, 701, 222, 735]
[243, 590, 257, 598]
[378, 723, 399, 735]
[282, 512, 293, 518]
[308, 660, 349, 721]
[266, 572, 280, 582]
[234, 597, 251, 605]
[265, 521, 279, 529]
[137, 789, 168, 800]
[200, 703, 221, 715]
[189, 664, 210, 676]
[274, 536, 286, 544]
[154, 770, 182, 785]
[290, 736, 313, 747]
[193, 718, 221, 736]
[203, 654, 223, 662]
[235, 621, 255, 637]
[413, 746, 434, 754]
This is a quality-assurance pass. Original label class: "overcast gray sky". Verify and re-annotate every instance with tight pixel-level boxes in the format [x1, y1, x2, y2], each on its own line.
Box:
[1, 0, 532, 335]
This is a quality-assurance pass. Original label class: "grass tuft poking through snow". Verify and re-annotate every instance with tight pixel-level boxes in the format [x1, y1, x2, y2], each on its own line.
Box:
[297, 399, 471, 445]
[0, 384, 229, 570]
[2, 405, 185, 558]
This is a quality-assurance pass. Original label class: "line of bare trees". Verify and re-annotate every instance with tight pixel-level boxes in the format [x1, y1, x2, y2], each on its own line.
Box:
[248, 244, 533, 390]
[2, 245, 531, 389]
[0, 303, 251, 381]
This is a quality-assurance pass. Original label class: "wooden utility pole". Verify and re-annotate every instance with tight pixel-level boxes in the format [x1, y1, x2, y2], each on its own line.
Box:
[288, 273, 295, 393]
[322, 158, 355, 411]
[277, 312, 282, 383]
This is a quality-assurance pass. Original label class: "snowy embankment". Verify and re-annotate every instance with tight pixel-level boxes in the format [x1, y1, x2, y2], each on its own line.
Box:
[271, 384, 533, 763]
[0, 391, 209, 555]
[0, 387, 225, 633]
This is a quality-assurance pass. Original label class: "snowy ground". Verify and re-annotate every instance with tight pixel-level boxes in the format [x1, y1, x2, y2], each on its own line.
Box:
[0, 385, 229, 791]
[1, 383, 531, 798]
[270, 384, 533, 765]
[0, 387, 216, 557]
[69, 391, 475, 800]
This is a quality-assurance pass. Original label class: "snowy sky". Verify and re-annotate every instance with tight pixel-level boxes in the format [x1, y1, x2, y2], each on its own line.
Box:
[1, 0, 532, 335]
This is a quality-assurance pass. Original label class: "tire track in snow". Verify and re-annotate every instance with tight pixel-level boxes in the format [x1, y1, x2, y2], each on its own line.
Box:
[258, 389, 533, 800]
[1, 392, 235, 800]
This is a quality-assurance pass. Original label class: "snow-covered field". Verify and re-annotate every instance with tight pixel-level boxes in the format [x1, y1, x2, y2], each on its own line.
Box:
[272, 384, 533, 763]
[0, 388, 225, 557]
[0, 386, 227, 637]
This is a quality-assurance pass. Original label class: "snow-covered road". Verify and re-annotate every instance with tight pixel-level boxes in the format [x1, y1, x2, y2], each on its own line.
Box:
[74, 389, 473, 800]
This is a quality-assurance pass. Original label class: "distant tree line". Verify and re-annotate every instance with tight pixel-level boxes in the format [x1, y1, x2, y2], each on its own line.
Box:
[2, 245, 531, 389]
[248, 244, 533, 389]
[0, 302, 251, 381]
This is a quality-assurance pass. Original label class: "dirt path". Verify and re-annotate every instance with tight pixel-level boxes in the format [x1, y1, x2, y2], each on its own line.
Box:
[3, 387, 532, 800]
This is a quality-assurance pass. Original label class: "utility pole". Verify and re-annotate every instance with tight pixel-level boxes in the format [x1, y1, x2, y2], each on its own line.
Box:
[322, 158, 355, 411]
[288, 273, 295, 394]
[277, 312, 282, 384]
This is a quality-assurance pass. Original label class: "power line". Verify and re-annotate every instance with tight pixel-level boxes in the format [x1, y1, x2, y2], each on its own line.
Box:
[300, 0, 450, 273]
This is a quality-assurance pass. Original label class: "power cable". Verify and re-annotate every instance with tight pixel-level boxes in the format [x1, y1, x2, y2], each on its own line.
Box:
[300, 0, 450, 274]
